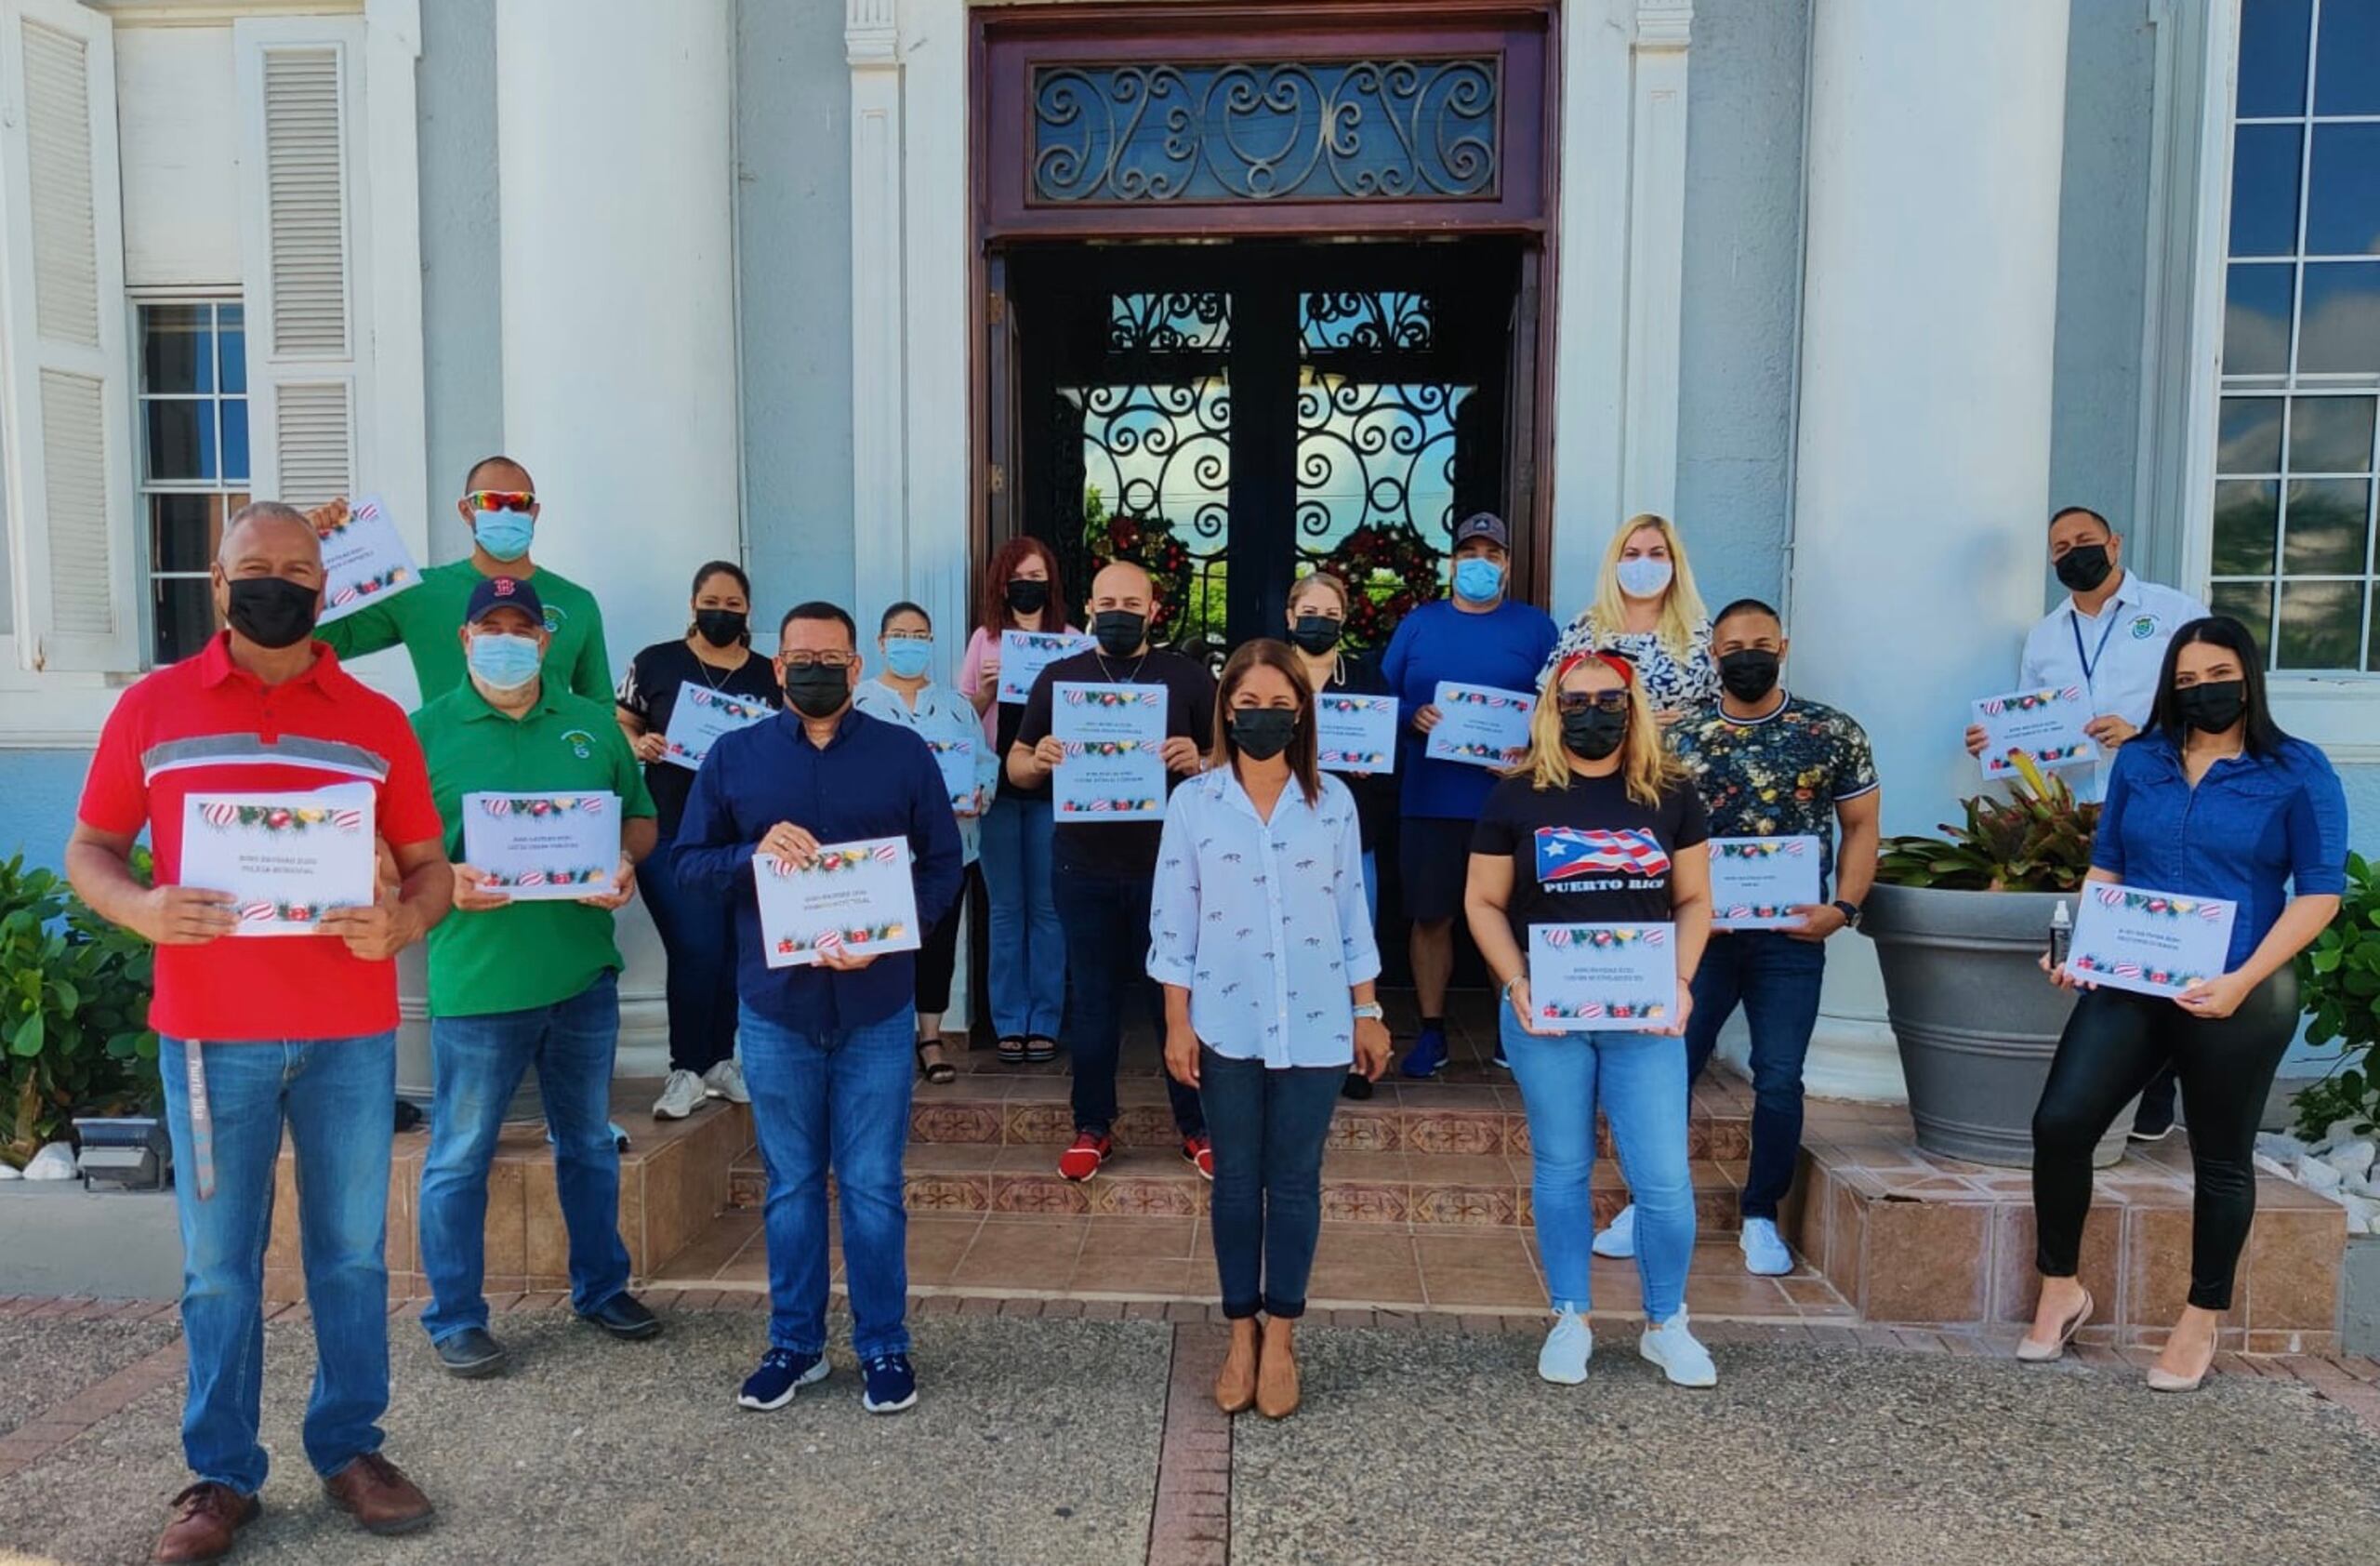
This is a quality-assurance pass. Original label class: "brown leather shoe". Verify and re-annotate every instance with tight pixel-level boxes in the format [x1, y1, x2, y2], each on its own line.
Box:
[1213, 1321, 1259, 1414]
[153, 1482, 258, 1563]
[1255, 1320, 1301, 1420]
[323, 1452, 435, 1536]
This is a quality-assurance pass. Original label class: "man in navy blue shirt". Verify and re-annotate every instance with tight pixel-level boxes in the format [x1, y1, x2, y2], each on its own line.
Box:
[676, 602, 962, 1417]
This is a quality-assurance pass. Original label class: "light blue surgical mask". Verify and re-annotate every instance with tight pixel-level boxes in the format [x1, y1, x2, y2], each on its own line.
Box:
[1453, 556, 1505, 604]
[472, 508, 535, 563]
[883, 637, 934, 680]
[468, 630, 543, 692]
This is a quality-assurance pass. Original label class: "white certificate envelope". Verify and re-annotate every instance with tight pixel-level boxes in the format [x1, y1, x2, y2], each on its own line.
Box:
[1052, 681, 1169, 823]
[1316, 691, 1399, 775]
[754, 836, 922, 969]
[1527, 922, 1678, 1032]
[314, 497, 420, 626]
[461, 791, 622, 901]
[1708, 836, 1823, 930]
[662, 683, 774, 771]
[1424, 681, 1535, 769]
[2065, 883, 2236, 999]
[925, 736, 981, 811]
[998, 630, 1094, 704]
[179, 783, 377, 936]
[1972, 685, 2098, 779]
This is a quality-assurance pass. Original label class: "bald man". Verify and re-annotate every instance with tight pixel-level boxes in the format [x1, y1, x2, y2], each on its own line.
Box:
[69, 502, 455, 1558]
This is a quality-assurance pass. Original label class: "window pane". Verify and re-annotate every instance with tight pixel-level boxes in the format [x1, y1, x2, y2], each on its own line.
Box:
[2229, 125, 2305, 258]
[148, 493, 218, 573]
[2210, 579, 2276, 658]
[2225, 263, 2296, 375]
[2307, 124, 2380, 256]
[2214, 479, 2281, 575]
[152, 576, 218, 666]
[218, 307, 246, 395]
[2288, 395, 2376, 471]
[139, 305, 213, 395]
[2220, 396, 2286, 472]
[2276, 577, 2366, 668]
[2240, 0, 2314, 115]
[143, 398, 217, 483]
[2281, 477, 2372, 572]
[220, 399, 249, 483]
[2315, 0, 2380, 114]
[2299, 261, 2380, 373]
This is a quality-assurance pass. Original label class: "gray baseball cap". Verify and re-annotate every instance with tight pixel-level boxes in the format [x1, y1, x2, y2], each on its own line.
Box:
[1452, 511, 1510, 550]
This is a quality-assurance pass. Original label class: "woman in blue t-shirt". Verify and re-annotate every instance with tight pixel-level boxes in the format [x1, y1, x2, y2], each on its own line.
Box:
[2025, 617, 2347, 1391]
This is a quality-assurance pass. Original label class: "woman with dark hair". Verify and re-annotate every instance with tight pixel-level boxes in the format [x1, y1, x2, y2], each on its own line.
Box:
[959, 537, 1076, 1064]
[617, 560, 782, 1119]
[2025, 616, 2347, 1390]
[1149, 640, 1390, 1419]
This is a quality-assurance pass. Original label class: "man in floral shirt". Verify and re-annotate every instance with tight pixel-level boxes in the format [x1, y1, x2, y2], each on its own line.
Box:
[1593, 598, 1881, 1277]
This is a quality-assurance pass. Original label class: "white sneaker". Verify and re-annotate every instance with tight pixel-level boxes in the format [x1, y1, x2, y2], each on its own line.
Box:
[702, 1059, 751, 1105]
[1639, 1314, 1718, 1388]
[1591, 1202, 1636, 1259]
[1739, 1217, 1793, 1276]
[1538, 1309, 1593, 1385]
[653, 1069, 707, 1121]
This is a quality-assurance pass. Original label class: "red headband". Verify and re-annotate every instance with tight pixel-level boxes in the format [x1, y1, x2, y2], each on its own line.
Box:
[1552, 650, 1635, 690]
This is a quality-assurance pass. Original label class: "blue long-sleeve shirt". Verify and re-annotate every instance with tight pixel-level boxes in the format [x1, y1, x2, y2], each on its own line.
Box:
[2089, 731, 2348, 970]
[675, 707, 965, 1032]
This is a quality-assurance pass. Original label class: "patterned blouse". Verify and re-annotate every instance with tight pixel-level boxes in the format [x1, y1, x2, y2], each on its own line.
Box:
[852, 677, 998, 864]
[1541, 613, 1719, 717]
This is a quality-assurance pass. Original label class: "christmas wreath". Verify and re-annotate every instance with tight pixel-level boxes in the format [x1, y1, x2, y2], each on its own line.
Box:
[1316, 524, 1444, 647]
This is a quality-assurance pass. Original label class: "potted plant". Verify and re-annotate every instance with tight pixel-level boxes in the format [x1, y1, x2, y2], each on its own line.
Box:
[2286, 853, 2380, 1351]
[1860, 758, 2129, 1168]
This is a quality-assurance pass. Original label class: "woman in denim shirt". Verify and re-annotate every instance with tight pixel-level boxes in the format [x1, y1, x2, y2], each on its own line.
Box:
[1149, 641, 1392, 1420]
[2025, 617, 2347, 1391]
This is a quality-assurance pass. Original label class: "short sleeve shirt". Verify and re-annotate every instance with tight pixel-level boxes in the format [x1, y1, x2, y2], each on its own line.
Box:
[74, 634, 446, 1042]
[319, 557, 614, 705]
[2016, 572, 2208, 802]
[615, 639, 781, 841]
[1670, 694, 1879, 888]
[1015, 647, 1216, 878]
[1471, 772, 1709, 950]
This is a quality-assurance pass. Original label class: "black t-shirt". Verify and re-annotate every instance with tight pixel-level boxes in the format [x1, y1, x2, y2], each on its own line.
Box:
[1316, 651, 1397, 853]
[616, 639, 783, 840]
[1016, 647, 1216, 878]
[990, 683, 1044, 803]
[1471, 771, 1709, 949]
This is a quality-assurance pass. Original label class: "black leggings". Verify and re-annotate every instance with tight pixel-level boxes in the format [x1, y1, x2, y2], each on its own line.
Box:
[914, 865, 978, 1018]
[2030, 969, 2299, 1311]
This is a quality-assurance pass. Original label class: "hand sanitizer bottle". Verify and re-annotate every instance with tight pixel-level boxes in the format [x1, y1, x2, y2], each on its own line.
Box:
[2048, 899, 2072, 970]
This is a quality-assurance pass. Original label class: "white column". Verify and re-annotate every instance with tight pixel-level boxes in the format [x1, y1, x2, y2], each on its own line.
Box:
[1786, 0, 2071, 1100]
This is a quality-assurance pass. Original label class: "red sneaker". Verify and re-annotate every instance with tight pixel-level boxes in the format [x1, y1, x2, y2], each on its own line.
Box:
[1183, 1135, 1215, 1181]
[1057, 1132, 1113, 1182]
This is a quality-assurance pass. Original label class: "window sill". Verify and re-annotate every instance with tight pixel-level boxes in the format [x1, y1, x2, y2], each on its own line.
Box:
[2268, 676, 2380, 764]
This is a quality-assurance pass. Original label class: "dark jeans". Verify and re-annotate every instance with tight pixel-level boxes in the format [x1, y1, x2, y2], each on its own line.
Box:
[1197, 1049, 1342, 1319]
[2031, 970, 2299, 1311]
[1683, 931, 1827, 1221]
[641, 840, 739, 1074]
[1053, 866, 1204, 1138]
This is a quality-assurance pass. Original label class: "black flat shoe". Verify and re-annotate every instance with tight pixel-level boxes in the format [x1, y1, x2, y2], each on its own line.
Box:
[1025, 1035, 1058, 1064]
[997, 1035, 1028, 1066]
[1341, 1072, 1374, 1101]
[576, 1293, 663, 1341]
[433, 1326, 508, 1379]
[917, 1038, 958, 1084]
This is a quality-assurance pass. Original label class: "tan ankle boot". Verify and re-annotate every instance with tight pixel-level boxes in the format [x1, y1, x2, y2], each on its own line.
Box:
[1255, 1321, 1300, 1419]
[1214, 1323, 1259, 1414]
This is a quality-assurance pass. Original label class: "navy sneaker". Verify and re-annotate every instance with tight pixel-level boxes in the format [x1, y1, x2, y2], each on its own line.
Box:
[736, 1347, 827, 1412]
[1400, 1025, 1448, 1079]
[861, 1353, 919, 1414]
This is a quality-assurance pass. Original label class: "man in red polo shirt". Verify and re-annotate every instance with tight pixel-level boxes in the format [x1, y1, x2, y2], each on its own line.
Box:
[66, 502, 455, 1564]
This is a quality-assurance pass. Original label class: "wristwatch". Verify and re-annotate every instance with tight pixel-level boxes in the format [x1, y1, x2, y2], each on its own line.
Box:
[1352, 1002, 1385, 1021]
[1831, 899, 1863, 928]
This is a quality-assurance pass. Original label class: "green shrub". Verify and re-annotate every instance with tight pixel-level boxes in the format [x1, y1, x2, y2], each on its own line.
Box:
[1, 853, 160, 1168]
[2294, 852, 2380, 1140]
[1874, 757, 2102, 893]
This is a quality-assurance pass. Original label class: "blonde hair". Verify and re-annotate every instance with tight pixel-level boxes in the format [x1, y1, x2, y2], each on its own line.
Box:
[1585, 513, 1709, 658]
[1288, 570, 1352, 616]
[1514, 653, 1685, 809]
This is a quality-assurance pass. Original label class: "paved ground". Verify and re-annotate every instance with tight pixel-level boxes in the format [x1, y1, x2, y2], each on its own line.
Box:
[0, 1299, 2376, 1566]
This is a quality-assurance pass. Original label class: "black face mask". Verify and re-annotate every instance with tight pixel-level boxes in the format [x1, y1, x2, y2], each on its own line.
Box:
[223, 576, 319, 650]
[2173, 680, 2247, 735]
[1005, 578, 1050, 616]
[1230, 709, 1298, 763]
[782, 665, 852, 720]
[1091, 610, 1147, 657]
[1561, 708, 1628, 762]
[694, 609, 747, 648]
[2054, 543, 2113, 594]
[1288, 615, 1342, 656]
[1717, 648, 1781, 703]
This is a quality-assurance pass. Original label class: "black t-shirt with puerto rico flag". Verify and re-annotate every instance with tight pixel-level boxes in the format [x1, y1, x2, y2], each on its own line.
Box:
[1470, 771, 1708, 949]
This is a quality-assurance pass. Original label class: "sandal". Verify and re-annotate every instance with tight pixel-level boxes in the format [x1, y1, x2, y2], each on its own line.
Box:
[916, 1038, 957, 1085]
[997, 1035, 1027, 1066]
[1025, 1035, 1058, 1065]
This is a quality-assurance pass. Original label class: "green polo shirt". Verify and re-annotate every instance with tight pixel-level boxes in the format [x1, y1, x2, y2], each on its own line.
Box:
[322, 557, 614, 705]
[412, 680, 655, 1017]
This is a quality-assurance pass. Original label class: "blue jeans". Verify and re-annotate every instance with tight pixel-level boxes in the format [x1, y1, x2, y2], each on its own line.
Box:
[159, 1033, 396, 1493]
[1682, 932, 1826, 1221]
[419, 972, 630, 1342]
[640, 840, 741, 1074]
[1501, 1008, 1694, 1322]
[1052, 865, 1204, 1138]
[1360, 849, 1378, 928]
[1198, 1049, 1342, 1318]
[739, 1002, 915, 1359]
[979, 794, 1065, 1039]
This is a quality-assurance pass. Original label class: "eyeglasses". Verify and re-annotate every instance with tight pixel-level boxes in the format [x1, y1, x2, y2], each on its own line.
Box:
[464, 490, 536, 513]
[781, 651, 856, 670]
[1555, 691, 1630, 716]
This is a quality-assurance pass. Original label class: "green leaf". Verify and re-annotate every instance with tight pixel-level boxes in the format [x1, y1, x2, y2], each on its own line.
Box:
[7, 1013, 43, 1058]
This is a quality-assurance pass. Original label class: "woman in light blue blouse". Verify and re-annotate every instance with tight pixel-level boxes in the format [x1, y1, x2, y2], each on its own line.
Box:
[1150, 640, 1392, 1420]
[853, 601, 999, 1083]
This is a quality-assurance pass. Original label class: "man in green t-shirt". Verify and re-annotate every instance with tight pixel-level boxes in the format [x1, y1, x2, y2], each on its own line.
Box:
[409, 575, 659, 1379]
[316, 456, 614, 703]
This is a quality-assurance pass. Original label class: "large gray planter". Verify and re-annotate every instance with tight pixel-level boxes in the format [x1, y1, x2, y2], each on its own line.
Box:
[1860, 883, 2130, 1169]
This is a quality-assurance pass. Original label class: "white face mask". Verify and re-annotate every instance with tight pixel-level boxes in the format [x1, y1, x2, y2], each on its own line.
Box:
[1616, 556, 1673, 600]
